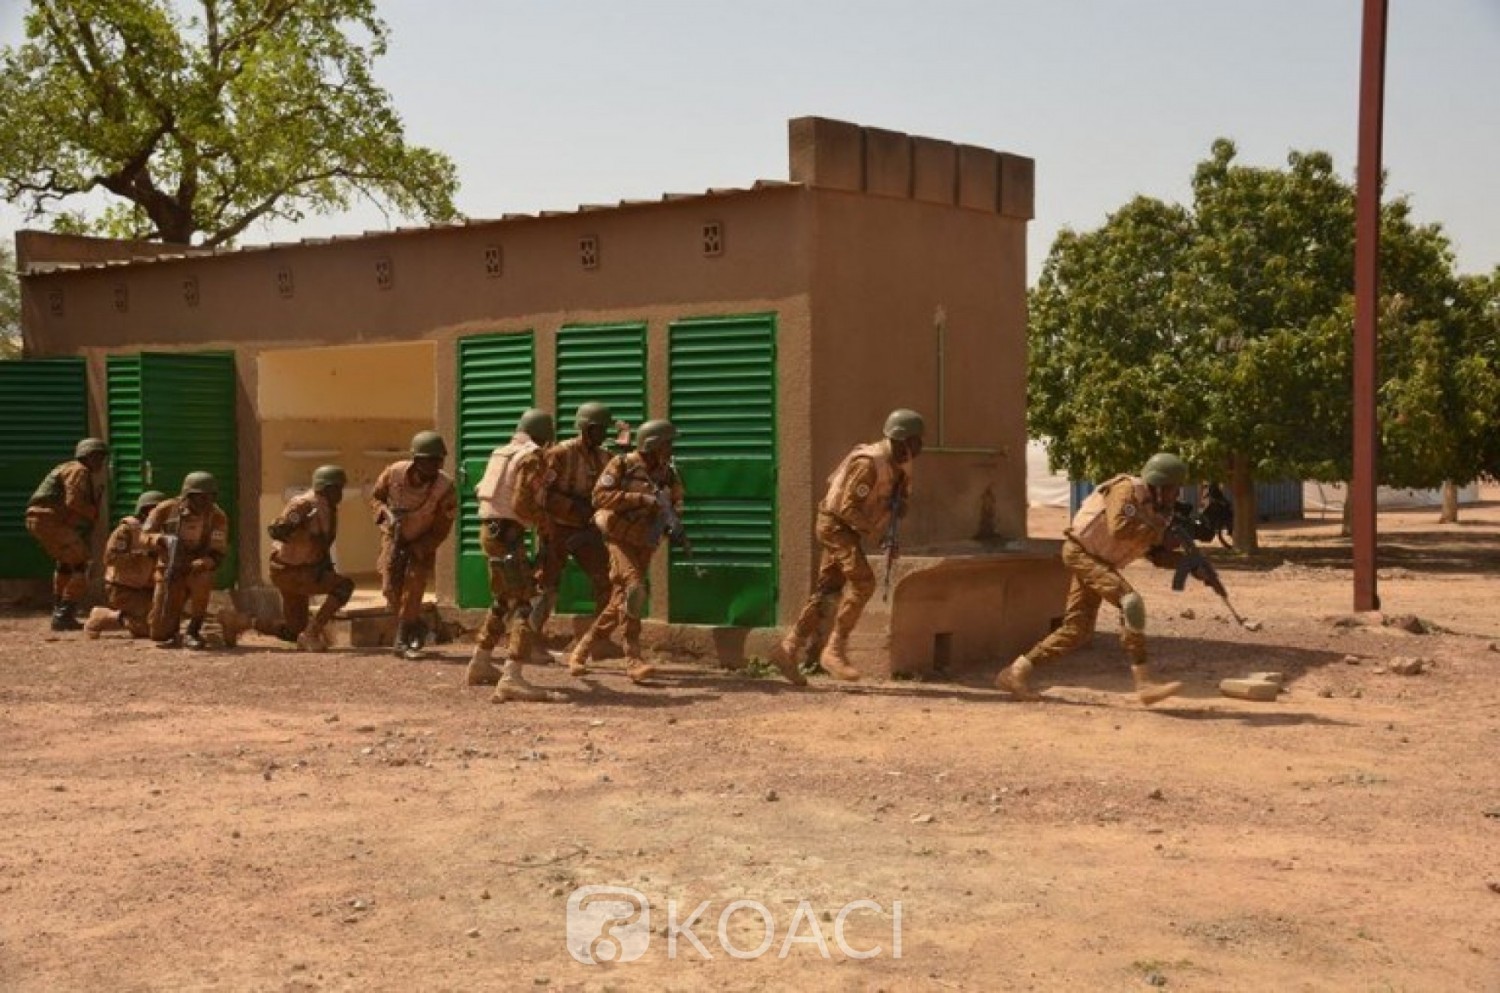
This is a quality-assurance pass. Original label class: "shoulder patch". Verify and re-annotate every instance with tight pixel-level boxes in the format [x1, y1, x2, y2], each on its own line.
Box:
[855, 483, 871, 498]
[600, 474, 616, 488]
[544, 469, 558, 484]
[1122, 502, 1138, 518]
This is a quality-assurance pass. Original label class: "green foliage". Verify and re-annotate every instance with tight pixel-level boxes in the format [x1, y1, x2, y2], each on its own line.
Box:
[0, 240, 19, 358]
[1029, 139, 1496, 519]
[0, 0, 459, 246]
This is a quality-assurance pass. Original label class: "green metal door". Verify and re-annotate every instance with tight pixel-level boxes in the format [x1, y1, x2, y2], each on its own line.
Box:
[107, 352, 239, 587]
[456, 332, 535, 608]
[0, 357, 89, 578]
[668, 314, 777, 626]
[554, 322, 647, 613]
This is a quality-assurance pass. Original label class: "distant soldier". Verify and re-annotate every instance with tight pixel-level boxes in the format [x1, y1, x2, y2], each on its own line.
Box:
[262, 465, 355, 652]
[532, 402, 615, 655]
[144, 472, 230, 649]
[564, 419, 683, 684]
[26, 437, 110, 631]
[370, 431, 458, 660]
[467, 409, 564, 702]
[995, 453, 1190, 706]
[774, 409, 925, 684]
[83, 489, 166, 639]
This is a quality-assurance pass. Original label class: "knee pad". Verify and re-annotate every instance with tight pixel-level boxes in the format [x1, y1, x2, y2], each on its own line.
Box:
[1121, 592, 1147, 633]
[625, 583, 648, 619]
[331, 577, 355, 605]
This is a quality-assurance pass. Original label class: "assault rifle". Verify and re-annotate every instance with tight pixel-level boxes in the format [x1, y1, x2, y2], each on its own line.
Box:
[159, 502, 190, 585]
[378, 506, 411, 586]
[881, 487, 904, 603]
[654, 484, 706, 578]
[1167, 502, 1253, 629]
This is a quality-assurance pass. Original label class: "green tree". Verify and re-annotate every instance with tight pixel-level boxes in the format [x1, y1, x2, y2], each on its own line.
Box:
[0, 240, 20, 358]
[0, 0, 459, 246]
[1029, 139, 1491, 550]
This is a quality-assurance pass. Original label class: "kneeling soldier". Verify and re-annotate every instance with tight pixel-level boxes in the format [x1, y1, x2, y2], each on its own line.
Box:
[565, 419, 683, 684]
[264, 465, 355, 652]
[144, 472, 230, 649]
[26, 437, 110, 631]
[468, 409, 563, 702]
[85, 489, 166, 639]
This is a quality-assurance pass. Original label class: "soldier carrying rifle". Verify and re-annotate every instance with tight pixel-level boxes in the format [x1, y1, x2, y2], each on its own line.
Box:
[143, 472, 230, 649]
[370, 431, 458, 660]
[260, 465, 354, 652]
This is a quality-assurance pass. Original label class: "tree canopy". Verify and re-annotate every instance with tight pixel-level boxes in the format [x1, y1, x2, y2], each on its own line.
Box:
[0, 240, 20, 358]
[1029, 139, 1498, 549]
[0, 0, 459, 246]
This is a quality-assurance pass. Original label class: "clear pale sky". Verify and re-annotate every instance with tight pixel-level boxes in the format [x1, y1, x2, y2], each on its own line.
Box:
[3, 0, 1497, 284]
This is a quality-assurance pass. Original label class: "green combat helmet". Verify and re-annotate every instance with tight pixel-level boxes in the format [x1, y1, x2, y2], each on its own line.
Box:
[134, 490, 167, 515]
[636, 419, 678, 454]
[1141, 453, 1189, 487]
[575, 402, 613, 432]
[883, 409, 926, 442]
[311, 465, 347, 491]
[411, 430, 448, 460]
[182, 471, 218, 496]
[516, 409, 555, 445]
[75, 437, 110, 459]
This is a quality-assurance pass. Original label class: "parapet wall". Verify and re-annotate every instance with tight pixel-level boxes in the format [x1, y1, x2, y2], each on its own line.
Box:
[788, 116, 1034, 219]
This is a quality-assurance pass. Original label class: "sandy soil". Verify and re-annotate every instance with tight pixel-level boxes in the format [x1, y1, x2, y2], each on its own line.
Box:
[3, 499, 1499, 992]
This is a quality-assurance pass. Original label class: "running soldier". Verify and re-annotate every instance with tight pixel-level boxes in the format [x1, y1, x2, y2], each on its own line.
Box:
[26, 437, 110, 631]
[564, 419, 683, 684]
[994, 453, 1191, 706]
[143, 472, 230, 649]
[774, 409, 925, 683]
[263, 465, 355, 651]
[532, 402, 615, 660]
[467, 409, 564, 702]
[370, 431, 458, 660]
[84, 489, 166, 639]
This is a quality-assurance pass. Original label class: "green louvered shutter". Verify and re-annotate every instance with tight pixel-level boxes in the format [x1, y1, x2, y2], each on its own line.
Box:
[668, 314, 777, 626]
[0, 358, 89, 578]
[554, 322, 647, 613]
[107, 352, 239, 587]
[457, 332, 535, 607]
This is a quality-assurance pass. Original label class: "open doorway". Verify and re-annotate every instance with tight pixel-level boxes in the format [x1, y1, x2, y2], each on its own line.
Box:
[257, 342, 436, 594]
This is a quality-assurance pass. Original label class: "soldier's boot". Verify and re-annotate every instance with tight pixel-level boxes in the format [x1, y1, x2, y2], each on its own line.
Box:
[770, 633, 809, 687]
[528, 594, 556, 665]
[623, 657, 657, 685]
[253, 617, 297, 643]
[51, 600, 83, 632]
[995, 655, 1043, 701]
[1131, 664, 1183, 706]
[818, 633, 862, 682]
[297, 599, 340, 652]
[393, 622, 425, 661]
[84, 607, 122, 640]
[183, 616, 208, 650]
[492, 659, 565, 703]
[466, 646, 501, 686]
[529, 642, 556, 666]
[565, 636, 594, 677]
[217, 607, 255, 649]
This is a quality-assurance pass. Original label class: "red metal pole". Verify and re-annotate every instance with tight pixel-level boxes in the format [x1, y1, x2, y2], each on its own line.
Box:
[1352, 0, 1387, 612]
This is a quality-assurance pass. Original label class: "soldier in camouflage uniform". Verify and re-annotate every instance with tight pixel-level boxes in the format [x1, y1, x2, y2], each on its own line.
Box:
[565, 419, 684, 684]
[144, 472, 231, 649]
[532, 402, 615, 659]
[370, 431, 458, 660]
[262, 465, 355, 652]
[994, 453, 1192, 706]
[26, 437, 110, 631]
[84, 489, 166, 639]
[774, 409, 925, 684]
[466, 410, 565, 702]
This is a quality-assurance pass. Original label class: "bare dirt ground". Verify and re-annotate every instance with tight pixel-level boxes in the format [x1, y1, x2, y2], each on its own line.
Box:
[4, 497, 1500, 992]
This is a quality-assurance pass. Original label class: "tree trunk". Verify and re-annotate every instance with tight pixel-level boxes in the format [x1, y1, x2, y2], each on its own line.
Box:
[1229, 453, 1258, 553]
[1439, 480, 1459, 523]
[1341, 492, 1353, 538]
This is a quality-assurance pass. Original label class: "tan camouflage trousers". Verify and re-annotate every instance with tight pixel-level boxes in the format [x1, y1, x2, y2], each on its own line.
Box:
[476, 521, 537, 659]
[378, 537, 435, 623]
[270, 560, 354, 638]
[26, 510, 91, 601]
[106, 583, 154, 638]
[148, 570, 214, 642]
[1025, 539, 1148, 667]
[576, 540, 654, 657]
[535, 523, 611, 613]
[788, 511, 877, 645]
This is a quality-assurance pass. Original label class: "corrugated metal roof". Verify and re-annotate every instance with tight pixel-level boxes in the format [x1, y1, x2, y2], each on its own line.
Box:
[22, 180, 800, 275]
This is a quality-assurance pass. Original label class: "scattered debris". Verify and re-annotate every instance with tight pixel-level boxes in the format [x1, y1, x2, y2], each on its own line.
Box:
[764, 788, 780, 802]
[1221, 677, 1281, 702]
[1387, 657, 1430, 676]
[1342, 654, 1364, 665]
[1147, 788, 1165, 801]
[911, 813, 935, 824]
[1180, 608, 1196, 620]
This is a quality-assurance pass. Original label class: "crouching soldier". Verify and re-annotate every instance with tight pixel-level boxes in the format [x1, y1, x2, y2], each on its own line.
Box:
[261, 465, 355, 652]
[26, 437, 110, 631]
[371, 431, 458, 660]
[467, 409, 564, 702]
[565, 419, 683, 684]
[144, 472, 230, 649]
[774, 409, 924, 683]
[84, 490, 166, 639]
